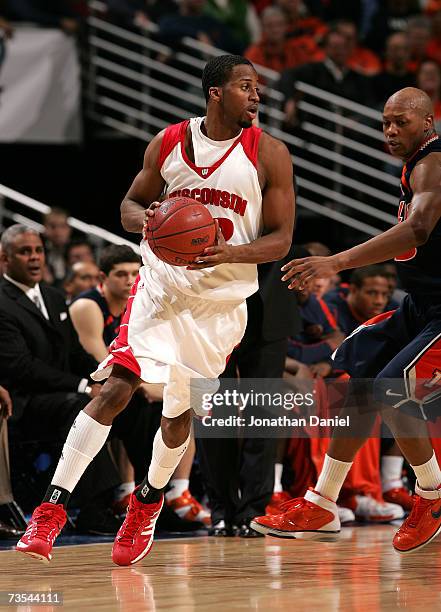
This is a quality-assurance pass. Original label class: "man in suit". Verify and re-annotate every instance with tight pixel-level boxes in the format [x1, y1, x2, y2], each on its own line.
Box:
[197, 243, 306, 536]
[0, 224, 122, 534]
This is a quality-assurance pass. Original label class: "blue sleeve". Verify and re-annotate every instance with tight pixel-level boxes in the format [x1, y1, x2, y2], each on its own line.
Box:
[287, 339, 333, 364]
[9, 0, 73, 26]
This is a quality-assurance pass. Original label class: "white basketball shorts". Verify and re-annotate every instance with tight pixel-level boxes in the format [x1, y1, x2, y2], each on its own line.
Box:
[91, 266, 247, 418]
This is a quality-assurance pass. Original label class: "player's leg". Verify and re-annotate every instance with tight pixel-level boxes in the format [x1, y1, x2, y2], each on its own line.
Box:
[112, 381, 193, 566]
[252, 309, 406, 539]
[16, 365, 141, 562]
[251, 385, 378, 538]
[373, 321, 441, 553]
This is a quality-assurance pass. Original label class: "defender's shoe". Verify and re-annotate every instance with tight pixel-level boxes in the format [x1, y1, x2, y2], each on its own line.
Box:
[343, 495, 404, 523]
[166, 490, 211, 526]
[265, 491, 292, 515]
[16, 503, 67, 563]
[112, 491, 164, 566]
[393, 482, 441, 554]
[251, 489, 340, 539]
[383, 487, 414, 512]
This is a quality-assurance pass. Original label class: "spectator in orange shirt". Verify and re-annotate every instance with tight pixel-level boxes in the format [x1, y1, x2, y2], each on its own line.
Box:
[335, 19, 382, 76]
[245, 6, 313, 73]
[275, 0, 327, 40]
[416, 59, 441, 131]
[406, 15, 432, 71]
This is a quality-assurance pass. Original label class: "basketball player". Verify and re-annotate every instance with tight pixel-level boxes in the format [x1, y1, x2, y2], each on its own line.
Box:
[252, 87, 441, 554]
[17, 55, 295, 565]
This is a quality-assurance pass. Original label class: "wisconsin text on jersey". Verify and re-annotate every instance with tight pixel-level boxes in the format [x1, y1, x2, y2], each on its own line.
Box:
[167, 187, 248, 216]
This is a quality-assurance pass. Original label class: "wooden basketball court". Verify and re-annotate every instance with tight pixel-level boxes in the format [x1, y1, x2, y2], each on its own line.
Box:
[1, 526, 440, 610]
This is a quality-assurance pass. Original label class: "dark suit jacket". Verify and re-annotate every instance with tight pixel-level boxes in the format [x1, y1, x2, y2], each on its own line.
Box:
[0, 279, 98, 419]
[246, 244, 309, 342]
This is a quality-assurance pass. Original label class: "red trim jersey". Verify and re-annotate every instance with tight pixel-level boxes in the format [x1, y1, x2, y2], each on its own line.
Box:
[140, 117, 263, 302]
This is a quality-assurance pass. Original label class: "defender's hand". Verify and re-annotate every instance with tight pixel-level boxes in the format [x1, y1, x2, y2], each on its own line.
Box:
[187, 220, 234, 269]
[282, 256, 339, 290]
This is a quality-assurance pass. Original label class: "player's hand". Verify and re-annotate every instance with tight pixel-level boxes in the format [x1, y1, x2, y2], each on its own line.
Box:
[186, 220, 234, 269]
[143, 201, 162, 236]
[281, 255, 339, 290]
[309, 362, 332, 378]
[0, 386, 12, 419]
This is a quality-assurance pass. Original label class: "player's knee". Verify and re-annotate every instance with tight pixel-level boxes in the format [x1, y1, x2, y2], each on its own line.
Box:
[373, 370, 406, 407]
[161, 411, 191, 447]
[97, 377, 134, 415]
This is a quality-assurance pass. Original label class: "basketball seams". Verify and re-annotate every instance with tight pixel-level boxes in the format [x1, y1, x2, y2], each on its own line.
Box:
[148, 197, 190, 233]
[147, 220, 215, 242]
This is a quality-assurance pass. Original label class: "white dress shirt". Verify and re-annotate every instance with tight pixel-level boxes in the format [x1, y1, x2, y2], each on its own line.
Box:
[3, 273, 50, 320]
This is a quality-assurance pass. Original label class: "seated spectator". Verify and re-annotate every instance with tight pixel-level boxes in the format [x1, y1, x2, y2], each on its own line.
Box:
[157, 0, 243, 54]
[69, 245, 141, 362]
[335, 19, 382, 76]
[275, 0, 327, 42]
[0, 385, 26, 538]
[406, 16, 432, 71]
[0, 224, 121, 534]
[366, 0, 421, 54]
[63, 261, 100, 304]
[3, 0, 80, 33]
[416, 59, 441, 131]
[324, 265, 391, 334]
[42, 208, 72, 287]
[205, 0, 261, 49]
[372, 32, 415, 106]
[66, 239, 96, 267]
[286, 284, 345, 379]
[245, 6, 314, 73]
[278, 29, 373, 130]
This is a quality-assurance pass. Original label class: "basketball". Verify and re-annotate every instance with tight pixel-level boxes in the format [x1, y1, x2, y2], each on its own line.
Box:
[145, 196, 217, 266]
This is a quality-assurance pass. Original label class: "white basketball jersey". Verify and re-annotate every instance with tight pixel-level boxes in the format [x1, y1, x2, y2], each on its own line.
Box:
[140, 117, 263, 301]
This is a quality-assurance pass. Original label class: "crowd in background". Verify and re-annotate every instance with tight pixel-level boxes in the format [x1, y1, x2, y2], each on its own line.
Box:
[0, 0, 434, 538]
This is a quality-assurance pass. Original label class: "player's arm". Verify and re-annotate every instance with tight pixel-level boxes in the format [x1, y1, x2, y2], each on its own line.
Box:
[282, 154, 441, 289]
[69, 299, 108, 362]
[188, 135, 295, 268]
[120, 131, 166, 233]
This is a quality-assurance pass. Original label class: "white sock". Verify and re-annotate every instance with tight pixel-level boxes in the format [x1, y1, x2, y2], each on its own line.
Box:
[166, 478, 189, 501]
[51, 411, 111, 493]
[274, 463, 283, 493]
[148, 429, 190, 490]
[315, 454, 353, 503]
[114, 481, 135, 501]
[381, 456, 404, 492]
[412, 452, 441, 491]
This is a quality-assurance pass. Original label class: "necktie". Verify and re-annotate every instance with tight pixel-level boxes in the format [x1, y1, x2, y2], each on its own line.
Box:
[31, 291, 42, 312]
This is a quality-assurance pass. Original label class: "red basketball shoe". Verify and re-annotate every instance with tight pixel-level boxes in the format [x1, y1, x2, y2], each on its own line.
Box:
[112, 491, 164, 566]
[393, 482, 441, 554]
[383, 487, 414, 512]
[16, 503, 67, 563]
[251, 489, 340, 539]
[166, 490, 211, 526]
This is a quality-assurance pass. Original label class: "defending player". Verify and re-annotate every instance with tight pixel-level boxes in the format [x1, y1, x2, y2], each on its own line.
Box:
[252, 87, 441, 554]
[17, 55, 295, 565]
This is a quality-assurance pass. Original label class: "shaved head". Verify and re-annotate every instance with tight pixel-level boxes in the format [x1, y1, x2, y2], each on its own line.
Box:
[385, 87, 434, 117]
[382, 87, 436, 160]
